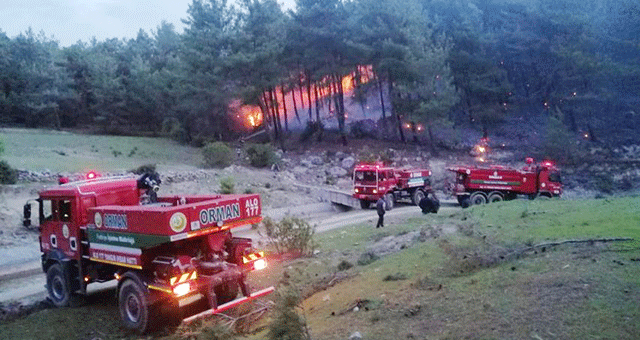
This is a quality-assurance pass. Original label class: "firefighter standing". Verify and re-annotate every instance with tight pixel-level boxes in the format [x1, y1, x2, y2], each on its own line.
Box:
[419, 192, 440, 214]
[375, 197, 386, 228]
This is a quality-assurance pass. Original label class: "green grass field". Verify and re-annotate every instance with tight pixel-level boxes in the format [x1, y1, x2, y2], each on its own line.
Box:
[249, 197, 640, 340]
[0, 128, 202, 172]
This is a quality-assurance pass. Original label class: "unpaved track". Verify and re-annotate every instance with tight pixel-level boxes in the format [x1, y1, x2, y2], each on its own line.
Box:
[0, 202, 457, 304]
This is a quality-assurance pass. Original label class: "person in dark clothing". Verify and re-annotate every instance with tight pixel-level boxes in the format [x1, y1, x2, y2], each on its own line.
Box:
[419, 192, 440, 214]
[375, 197, 386, 228]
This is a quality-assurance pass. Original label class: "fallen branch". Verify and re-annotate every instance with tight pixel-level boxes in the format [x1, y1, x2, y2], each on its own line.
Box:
[178, 300, 274, 337]
[506, 237, 635, 259]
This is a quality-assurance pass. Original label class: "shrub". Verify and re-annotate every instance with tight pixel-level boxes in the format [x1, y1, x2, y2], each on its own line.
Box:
[299, 121, 324, 142]
[357, 147, 377, 163]
[594, 173, 614, 194]
[197, 323, 237, 340]
[0, 160, 17, 184]
[337, 260, 353, 271]
[128, 147, 138, 157]
[267, 287, 311, 340]
[244, 143, 276, 168]
[357, 251, 379, 266]
[260, 216, 316, 256]
[357, 146, 393, 165]
[219, 177, 235, 194]
[202, 142, 233, 168]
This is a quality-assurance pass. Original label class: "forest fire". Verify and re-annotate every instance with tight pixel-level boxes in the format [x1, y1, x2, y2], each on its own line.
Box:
[471, 137, 490, 162]
[231, 100, 263, 130]
[233, 65, 374, 131]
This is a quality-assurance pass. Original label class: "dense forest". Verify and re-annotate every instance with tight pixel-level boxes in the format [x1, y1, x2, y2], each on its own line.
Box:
[0, 0, 638, 149]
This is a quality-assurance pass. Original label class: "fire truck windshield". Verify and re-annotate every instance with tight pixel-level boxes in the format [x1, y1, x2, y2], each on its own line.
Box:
[355, 171, 377, 182]
[548, 171, 562, 183]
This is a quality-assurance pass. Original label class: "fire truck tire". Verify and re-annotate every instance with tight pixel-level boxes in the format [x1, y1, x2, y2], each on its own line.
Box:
[469, 192, 487, 205]
[411, 189, 425, 206]
[360, 200, 370, 209]
[119, 279, 153, 334]
[487, 192, 504, 203]
[384, 193, 394, 210]
[46, 263, 71, 307]
[215, 281, 239, 305]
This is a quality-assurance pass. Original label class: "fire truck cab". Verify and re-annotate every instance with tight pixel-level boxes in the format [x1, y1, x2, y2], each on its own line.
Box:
[353, 162, 433, 210]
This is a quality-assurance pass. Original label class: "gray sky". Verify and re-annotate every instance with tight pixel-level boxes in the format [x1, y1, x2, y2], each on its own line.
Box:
[0, 0, 295, 47]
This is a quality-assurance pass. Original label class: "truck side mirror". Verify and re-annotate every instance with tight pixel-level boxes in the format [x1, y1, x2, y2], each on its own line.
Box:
[23, 203, 32, 227]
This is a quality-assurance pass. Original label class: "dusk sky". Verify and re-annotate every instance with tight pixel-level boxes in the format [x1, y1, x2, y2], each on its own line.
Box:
[0, 0, 296, 47]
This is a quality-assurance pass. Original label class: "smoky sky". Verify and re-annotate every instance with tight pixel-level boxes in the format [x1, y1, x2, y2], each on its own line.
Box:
[0, 0, 295, 47]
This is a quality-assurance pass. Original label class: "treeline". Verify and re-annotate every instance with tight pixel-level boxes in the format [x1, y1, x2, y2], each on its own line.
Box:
[0, 0, 638, 146]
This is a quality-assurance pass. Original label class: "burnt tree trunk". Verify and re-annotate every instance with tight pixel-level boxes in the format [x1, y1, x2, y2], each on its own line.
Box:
[314, 83, 322, 142]
[428, 124, 438, 155]
[378, 77, 387, 132]
[336, 74, 347, 146]
[306, 71, 313, 121]
[291, 85, 301, 123]
[280, 85, 289, 132]
[387, 74, 405, 143]
[261, 91, 275, 143]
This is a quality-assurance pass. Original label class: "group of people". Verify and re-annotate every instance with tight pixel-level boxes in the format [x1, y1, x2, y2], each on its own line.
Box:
[375, 192, 439, 228]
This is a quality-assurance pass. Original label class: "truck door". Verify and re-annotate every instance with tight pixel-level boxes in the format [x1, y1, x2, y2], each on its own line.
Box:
[40, 197, 80, 260]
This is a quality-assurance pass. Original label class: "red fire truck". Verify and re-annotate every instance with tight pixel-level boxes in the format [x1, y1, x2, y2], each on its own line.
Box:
[447, 158, 562, 207]
[352, 162, 433, 210]
[23, 174, 273, 333]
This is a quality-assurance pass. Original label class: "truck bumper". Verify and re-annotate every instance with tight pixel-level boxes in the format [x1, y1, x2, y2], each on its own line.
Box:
[353, 194, 381, 201]
[182, 286, 275, 323]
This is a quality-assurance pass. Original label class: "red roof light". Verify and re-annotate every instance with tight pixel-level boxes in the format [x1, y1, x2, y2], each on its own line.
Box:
[86, 171, 100, 180]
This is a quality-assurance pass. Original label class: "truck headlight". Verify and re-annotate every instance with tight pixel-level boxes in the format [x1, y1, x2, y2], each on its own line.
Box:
[173, 282, 191, 297]
[253, 259, 267, 271]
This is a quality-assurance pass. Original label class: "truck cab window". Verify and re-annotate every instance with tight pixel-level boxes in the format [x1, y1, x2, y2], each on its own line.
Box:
[41, 199, 53, 221]
[548, 172, 562, 183]
[60, 200, 72, 222]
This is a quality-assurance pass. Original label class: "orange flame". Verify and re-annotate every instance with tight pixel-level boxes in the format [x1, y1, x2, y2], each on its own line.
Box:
[233, 65, 373, 129]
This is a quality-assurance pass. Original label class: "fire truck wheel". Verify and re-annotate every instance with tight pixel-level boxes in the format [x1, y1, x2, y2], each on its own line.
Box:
[384, 194, 394, 210]
[360, 200, 370, 209]
[215, 281, 239, 305]
[119, 279, 152, 334]
[46, 263, 70, 307]
[469, 192, 487, 205]
[411, 190, 425, 206]
[488, 192, 503, 203]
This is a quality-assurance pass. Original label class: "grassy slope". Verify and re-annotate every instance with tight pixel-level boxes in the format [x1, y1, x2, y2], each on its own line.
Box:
[0, 128, 202, 172]
[253, 197, 640, 340]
